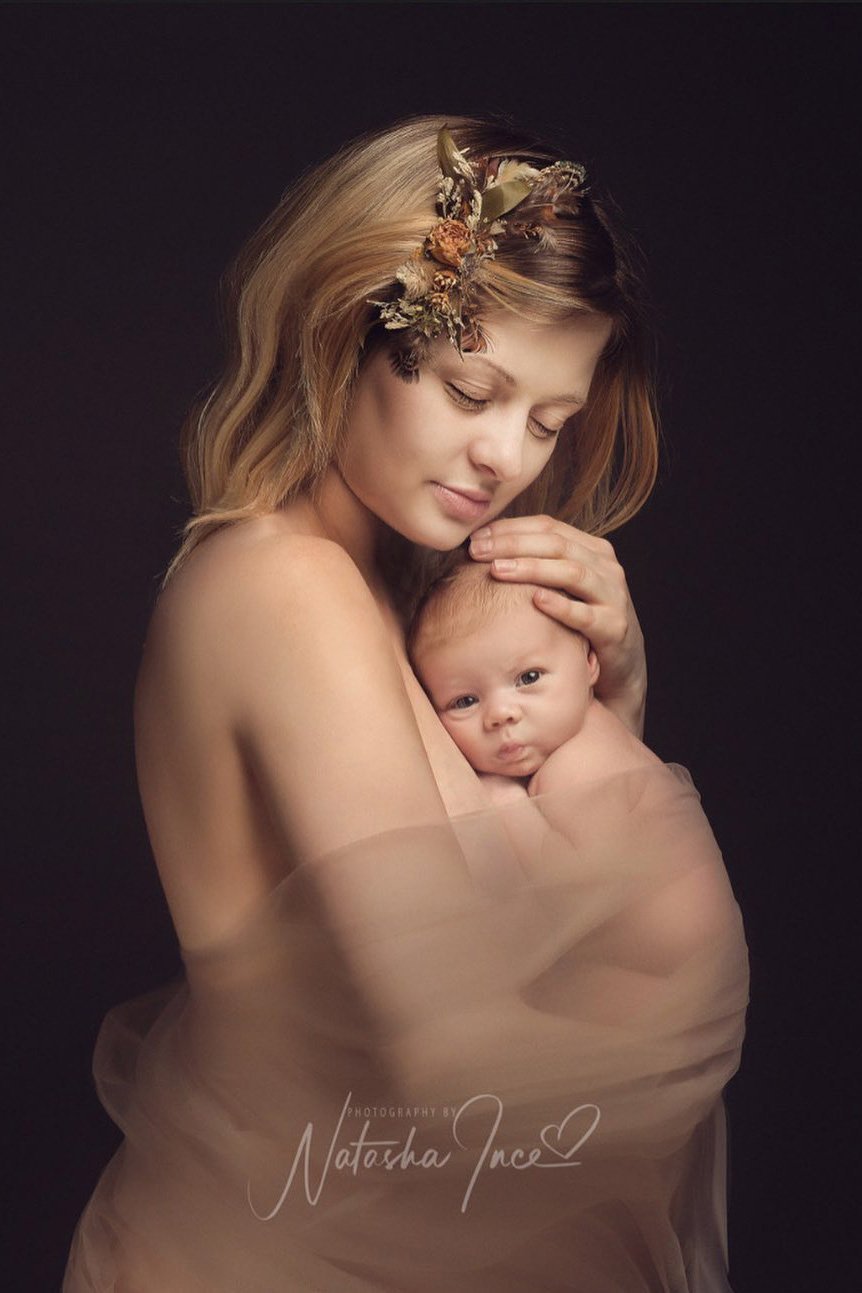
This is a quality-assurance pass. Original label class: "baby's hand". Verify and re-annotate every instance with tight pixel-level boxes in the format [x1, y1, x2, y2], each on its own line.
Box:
[478, 773, 531, 805]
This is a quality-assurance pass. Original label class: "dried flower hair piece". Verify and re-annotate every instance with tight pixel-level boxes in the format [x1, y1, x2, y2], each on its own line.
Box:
[369, 125, 587, 380]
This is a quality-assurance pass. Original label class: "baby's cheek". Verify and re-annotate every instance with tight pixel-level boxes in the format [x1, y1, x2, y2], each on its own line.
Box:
[523, 749, 548, 777]
[441, 714, 480, 759]
[553, 695, 589, 744]
[439, 712, 466, 745]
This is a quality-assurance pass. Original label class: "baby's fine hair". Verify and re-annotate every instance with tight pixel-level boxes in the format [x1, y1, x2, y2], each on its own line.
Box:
[406, 557, 585, 670]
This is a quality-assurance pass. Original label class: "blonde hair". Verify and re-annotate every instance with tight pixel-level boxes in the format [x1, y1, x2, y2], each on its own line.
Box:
[406, 558, 589, 681]
[161, 112, 661, 610]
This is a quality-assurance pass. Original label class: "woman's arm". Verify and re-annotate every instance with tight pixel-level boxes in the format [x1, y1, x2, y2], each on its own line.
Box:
[467, 517, 647, 739]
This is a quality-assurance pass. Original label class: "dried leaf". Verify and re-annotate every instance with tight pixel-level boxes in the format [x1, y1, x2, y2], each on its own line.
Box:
[479, 177, 534, 224]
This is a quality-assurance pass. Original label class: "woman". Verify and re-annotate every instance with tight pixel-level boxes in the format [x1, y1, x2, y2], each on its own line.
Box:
[64, 113, 749, 1291]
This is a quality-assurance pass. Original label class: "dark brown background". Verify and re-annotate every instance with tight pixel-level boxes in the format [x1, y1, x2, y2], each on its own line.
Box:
[4, 2, 857, 1288]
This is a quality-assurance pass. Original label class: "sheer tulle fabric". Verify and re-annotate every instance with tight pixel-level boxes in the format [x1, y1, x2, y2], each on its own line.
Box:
[64, 763, 749, 1292]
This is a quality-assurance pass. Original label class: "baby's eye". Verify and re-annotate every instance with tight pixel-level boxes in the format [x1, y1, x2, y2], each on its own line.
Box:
[516, 669, 543, 686]
[449, 694, 479, 711]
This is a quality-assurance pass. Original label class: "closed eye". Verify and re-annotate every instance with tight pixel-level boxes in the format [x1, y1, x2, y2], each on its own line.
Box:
[446, 383, 490, 411]
[445, 383, 559, 441]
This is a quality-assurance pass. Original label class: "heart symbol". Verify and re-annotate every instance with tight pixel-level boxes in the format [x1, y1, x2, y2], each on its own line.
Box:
[539, 1103, 601, 1161]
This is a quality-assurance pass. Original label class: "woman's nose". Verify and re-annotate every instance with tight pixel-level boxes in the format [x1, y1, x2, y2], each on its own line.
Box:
[467, 415, 525, 482]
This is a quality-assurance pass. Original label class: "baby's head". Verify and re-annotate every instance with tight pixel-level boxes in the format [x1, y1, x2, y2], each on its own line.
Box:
[407, 560, 599, 778]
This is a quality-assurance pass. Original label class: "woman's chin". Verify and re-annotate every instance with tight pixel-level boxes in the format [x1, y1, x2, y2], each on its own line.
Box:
[393, 519, 473, 553]
[424, 535, 471, 553]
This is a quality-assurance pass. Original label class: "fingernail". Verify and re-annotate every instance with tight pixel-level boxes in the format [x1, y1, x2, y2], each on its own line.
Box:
[493, 559, 517, 572]
[473, 526, 491, 539]
[470, 537, 491, 554]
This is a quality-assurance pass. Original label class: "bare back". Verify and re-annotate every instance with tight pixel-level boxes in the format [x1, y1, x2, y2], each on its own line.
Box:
[134, 509, 488, 952]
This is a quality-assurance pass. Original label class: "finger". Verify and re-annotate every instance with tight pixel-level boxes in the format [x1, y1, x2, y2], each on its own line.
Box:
[472, 514, 615, 555]
[530, 588, 597, 636]
[486, 553, 601, 603]
[471, 530, 595, 568]
[532, 588, 630, 652]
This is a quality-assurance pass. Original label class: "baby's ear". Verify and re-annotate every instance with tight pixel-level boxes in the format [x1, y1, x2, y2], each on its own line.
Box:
[585, 640, 600, 687]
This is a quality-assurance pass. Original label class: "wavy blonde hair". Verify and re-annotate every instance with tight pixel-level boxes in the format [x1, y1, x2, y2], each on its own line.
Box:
[162, 111, 661, 611]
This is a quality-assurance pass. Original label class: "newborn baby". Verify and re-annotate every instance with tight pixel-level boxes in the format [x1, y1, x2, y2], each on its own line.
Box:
[407, 558, 661, 802]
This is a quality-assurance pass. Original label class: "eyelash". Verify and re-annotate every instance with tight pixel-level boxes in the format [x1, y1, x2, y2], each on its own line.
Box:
[448, 670, 544, 711]
[445, 383, 558, 440]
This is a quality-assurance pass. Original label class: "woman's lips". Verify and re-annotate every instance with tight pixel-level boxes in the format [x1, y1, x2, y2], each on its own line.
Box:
[430, 482, 492, 522]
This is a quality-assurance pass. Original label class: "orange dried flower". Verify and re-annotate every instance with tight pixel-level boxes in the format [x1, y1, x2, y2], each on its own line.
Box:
[425, 218, 473, 267]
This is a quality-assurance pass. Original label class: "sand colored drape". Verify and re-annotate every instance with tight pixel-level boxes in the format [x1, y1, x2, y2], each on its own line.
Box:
[64, 762, 749, 1292]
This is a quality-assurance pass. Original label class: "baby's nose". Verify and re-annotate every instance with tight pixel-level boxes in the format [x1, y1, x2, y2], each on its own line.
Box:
[485, 698, 521, 729]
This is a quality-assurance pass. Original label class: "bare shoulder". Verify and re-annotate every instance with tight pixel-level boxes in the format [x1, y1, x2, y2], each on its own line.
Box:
[154, 517, 364, 629]
[528, 700, 660, 799]
[142, 518, 377, 683]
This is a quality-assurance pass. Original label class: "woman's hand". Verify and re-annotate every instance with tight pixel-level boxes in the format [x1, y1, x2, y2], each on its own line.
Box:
[468, 516, 647, 739]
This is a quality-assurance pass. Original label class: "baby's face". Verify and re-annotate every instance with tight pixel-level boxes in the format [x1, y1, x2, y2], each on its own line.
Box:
[417, 601, 600, 777]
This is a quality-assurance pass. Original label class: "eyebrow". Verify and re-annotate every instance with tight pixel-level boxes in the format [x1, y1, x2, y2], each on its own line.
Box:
[463, 355, 586, 405]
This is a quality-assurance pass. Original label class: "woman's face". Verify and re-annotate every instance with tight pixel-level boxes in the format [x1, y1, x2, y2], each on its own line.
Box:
[338, 311, 614, 548]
